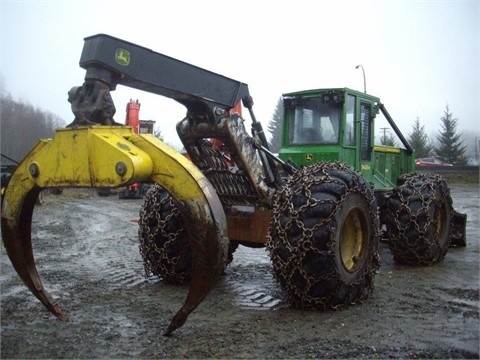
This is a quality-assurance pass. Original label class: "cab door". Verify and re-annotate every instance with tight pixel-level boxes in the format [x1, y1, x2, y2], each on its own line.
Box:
[342, 94, 358, 168]
[359, 99, 374, 182]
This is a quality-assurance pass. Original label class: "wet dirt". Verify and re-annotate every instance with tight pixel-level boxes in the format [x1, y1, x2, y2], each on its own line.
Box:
[1, 183, 479, 359]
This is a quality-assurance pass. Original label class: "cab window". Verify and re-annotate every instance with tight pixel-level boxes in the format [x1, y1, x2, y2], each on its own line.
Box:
[345, 95, 355, 146]
[287, 98, 340, 145]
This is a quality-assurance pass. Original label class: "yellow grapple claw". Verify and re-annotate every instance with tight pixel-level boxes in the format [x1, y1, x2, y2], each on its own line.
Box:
[1, 126, 228, 335]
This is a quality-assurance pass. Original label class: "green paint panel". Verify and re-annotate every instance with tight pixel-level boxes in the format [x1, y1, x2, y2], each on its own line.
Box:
[279, 88, 415, 190]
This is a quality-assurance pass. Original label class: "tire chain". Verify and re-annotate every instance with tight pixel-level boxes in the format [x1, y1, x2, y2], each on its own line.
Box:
[382, 172, 452, 265]
[138, 139, 252, 285]
[138, 185, 191, 285]
[138, 184, 239, 285]
[267, 161, 380, 310]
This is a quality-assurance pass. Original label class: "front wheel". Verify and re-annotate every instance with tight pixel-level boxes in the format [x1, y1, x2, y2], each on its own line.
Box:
[267, 162, 380, 310]
[138, 184, 237, 285]
[138, 185, 192, 285]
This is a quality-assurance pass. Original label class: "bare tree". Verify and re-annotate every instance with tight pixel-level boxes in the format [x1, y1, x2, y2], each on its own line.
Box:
[1, 93, 65, 162]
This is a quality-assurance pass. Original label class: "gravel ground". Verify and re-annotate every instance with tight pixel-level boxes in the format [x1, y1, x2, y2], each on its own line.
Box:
[1, 182, 479, 359]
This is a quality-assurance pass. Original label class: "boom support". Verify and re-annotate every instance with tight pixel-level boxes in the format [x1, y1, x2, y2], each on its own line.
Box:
[68, 34, 280, 187]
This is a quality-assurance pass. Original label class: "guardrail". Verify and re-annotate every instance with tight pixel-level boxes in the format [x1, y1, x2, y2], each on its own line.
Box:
[416, 166, 479, 173]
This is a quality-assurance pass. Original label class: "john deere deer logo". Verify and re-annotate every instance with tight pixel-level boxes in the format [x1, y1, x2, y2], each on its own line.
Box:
[115, 48, 130, 66]
[305, 153, 313, 161]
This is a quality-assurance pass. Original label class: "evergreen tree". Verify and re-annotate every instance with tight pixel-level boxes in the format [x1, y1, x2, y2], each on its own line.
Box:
[267, 97, 283, 153]
[379, 128, 397, 146]
[434, 105, 467, 165]
[153, 127, 164, 141]
[408, 117, 433, 158]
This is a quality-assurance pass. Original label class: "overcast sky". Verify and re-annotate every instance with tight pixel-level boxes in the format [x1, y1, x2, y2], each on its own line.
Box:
[1, 0, 478, 150]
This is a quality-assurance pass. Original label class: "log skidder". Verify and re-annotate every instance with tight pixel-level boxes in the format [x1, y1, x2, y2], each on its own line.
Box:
[267, 162, 380, 310]
[2, 34, 468, 336]
[382, 172, 453, 265]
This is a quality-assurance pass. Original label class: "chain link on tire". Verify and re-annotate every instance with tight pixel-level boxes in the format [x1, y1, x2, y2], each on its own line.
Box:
[382, 172, 453, 265]
[138, 184, 238, 285]
[138, 184, 191, 284]
[267, 162, 380, 310]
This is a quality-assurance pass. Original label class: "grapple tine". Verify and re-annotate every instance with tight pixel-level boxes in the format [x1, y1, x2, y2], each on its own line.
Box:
[131, 134, 229, 336]
[1, 186, 68, 321]
[162, 199, 227, 336]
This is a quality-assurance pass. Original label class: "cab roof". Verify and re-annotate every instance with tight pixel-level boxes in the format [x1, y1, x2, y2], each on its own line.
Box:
[282, 87, 381, 103]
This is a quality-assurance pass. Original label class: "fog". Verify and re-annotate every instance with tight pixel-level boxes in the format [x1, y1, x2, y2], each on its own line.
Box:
[1, 0, 478, 150]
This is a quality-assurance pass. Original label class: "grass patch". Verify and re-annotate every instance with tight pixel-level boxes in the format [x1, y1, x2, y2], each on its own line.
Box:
[437, 171, 478, 185]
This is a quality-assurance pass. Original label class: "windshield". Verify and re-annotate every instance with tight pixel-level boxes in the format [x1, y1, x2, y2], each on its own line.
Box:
[287, 97, 341, 145]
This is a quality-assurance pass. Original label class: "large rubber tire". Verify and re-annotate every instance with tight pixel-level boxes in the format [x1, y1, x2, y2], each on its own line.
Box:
[138, 184, 237, 285]
[267, 162, 380, 310]
[382, 172, 453, 265]
[139, 185, 190, 284]
[97, 189, 112, 197]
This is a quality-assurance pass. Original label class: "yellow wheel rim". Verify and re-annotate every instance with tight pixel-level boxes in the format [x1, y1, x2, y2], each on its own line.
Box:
[435, 202, 448, 247]
[340, 208, 367, 273]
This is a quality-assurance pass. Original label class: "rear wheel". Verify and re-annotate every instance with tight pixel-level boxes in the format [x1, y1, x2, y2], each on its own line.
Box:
[267, 162, 380, 310]
[382, 172, 453, 265]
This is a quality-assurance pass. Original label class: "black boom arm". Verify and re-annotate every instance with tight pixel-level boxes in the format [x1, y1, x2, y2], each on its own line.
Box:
[74, 34, 249, 119]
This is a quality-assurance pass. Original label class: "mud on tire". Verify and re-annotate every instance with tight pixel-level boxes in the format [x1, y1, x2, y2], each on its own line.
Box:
[138, 184, 237, 285]
[267, 162, 380, 310]
[382, 172, 453, 265]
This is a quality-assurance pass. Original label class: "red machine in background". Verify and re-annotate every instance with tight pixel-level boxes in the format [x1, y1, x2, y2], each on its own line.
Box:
[125, 99, 156, 135]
